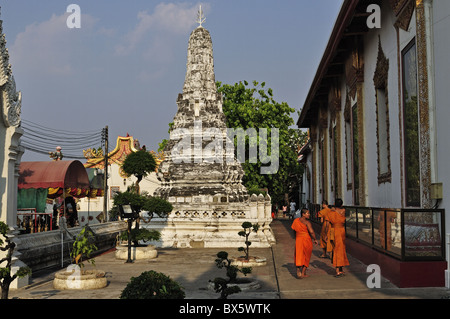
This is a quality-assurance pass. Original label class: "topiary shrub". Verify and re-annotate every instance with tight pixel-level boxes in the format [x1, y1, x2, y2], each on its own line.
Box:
[209, 251, 252, 299]
[120, 270, 185, 299]
[238, 221, 259, 261]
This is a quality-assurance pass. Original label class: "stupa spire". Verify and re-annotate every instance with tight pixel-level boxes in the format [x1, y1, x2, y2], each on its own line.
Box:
[182, 19, 216, 101]
[151, 10, 274, 249]
[196, 5, 206, 27]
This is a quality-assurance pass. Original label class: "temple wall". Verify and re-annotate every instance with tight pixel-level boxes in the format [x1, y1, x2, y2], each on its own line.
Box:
[15, 221, 126, 274]
[142, 194, 275, 248]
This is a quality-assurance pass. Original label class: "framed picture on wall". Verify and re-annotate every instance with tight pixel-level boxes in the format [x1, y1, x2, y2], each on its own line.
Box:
[110, 186, 120, 198]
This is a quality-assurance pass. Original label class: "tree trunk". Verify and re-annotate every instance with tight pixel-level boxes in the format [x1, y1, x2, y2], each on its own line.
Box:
[1, 281, 10, 299]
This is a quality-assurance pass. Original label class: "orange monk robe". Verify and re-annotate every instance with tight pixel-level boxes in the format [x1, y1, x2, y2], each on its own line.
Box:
[328, 209, 350, 268]
[291, 218, 313, 267]
[318, 207, 332, 252]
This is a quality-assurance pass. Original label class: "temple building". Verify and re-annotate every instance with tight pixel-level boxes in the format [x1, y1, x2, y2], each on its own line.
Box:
[297, 0, 449, 288]
[151, 8, 274, 248]
[78, 134, 162, 224]
[0, 11, 28, 288]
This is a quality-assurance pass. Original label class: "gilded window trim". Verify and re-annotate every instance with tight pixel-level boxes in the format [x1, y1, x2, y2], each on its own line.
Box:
[373, 36, 392, 184]
[328, 85, 341, 197]
[414, 0, 432, 208]
[344, 91, 352, 191]
[394, 0, 433, 208]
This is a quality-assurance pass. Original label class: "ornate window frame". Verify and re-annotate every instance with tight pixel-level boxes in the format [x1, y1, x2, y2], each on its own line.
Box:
[373, 36, 392, 184]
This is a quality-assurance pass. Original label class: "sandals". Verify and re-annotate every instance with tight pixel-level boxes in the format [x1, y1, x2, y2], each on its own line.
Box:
[334, 272, 345, 278]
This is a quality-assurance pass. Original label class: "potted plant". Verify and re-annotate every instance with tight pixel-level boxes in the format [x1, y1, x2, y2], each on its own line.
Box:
[0, 222, 31, 299]
[232, 222, 267, 267]
[113, 191, 172, 261]
[53, 226, 107, 289]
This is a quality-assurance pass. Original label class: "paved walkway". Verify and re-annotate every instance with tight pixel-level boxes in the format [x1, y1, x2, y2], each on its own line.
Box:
[8, 219, 450, 300]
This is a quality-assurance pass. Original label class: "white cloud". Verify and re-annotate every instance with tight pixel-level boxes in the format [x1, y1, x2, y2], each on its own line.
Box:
[9, 12, 99, 77]
[115, 2, 208, 56]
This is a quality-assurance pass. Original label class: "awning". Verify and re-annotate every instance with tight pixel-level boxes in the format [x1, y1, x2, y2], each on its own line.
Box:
[19, 160, 90, 190]
[18, 161, 103, 212]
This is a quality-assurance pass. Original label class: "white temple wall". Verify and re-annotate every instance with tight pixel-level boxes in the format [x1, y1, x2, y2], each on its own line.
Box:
[362, 3, 402, 208]
[77, 164, 160, 225]
[432, 1, 450, 244]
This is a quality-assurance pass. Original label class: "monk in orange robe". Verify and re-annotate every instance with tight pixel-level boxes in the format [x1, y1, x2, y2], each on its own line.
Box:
[291, 208, 318, 279]
[328, 198, 349, 277]
[318, 200, 332, 258]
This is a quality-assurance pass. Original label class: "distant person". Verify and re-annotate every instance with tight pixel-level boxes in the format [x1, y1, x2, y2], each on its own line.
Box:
[318, 200, 332, 259]
[282, 203, 288, 218]
[64, 196, 79, 227]
[291, 208, 318, 279]
[289, 200, 296, 219]
[328, 198, 349, 277]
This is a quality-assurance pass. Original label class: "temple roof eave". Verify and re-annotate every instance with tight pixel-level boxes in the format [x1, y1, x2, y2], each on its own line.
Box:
[83, 136, 163, 171]
[297, 0, 375, 128]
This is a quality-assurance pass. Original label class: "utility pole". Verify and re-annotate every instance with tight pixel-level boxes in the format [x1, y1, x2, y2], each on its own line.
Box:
[102, 126, 109, 222]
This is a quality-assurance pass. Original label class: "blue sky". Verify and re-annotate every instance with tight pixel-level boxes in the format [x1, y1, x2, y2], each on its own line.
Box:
[1, 1, 343, 161]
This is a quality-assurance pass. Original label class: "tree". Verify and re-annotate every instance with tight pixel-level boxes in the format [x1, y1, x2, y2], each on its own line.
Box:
[0, 222, 31, 299]
[217, 80, 307, 205]
[121, 150, 158, 230]
[113, 191, 173, 247]
[121, 150, 157, 194]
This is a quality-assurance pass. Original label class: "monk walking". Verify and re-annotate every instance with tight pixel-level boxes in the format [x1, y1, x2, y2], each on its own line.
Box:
[318, 200, 332, 259]
[291, 208, 318, 279]
[328, 198, 349, 277]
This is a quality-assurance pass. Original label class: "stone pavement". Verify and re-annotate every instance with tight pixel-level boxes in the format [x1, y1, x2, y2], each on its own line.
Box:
[8, 219, 450, 300]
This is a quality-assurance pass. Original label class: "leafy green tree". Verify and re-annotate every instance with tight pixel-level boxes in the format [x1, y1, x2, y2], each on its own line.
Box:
[121, 150, 157, 194]
[217, 80, 307, 204]
[120, 150, 158, 231]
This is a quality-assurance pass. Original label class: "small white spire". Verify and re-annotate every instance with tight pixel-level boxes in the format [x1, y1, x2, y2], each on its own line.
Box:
[196, 5, 206, 27]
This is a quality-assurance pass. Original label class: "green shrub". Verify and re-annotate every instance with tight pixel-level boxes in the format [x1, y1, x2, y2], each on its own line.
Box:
[119, 228, 161, 247]
[71, 226, 97, 268]
[120, 270, 185, 299]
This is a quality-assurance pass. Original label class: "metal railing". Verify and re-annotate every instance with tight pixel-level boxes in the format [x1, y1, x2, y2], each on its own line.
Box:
[17, 208, 53, 233]
[307, 204, 445, 261]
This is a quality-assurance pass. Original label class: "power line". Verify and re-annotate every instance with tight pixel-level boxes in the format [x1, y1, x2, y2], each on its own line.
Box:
[20, 119, 108, 160]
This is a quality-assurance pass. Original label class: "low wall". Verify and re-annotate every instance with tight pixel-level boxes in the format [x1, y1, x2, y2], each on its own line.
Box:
[346, 239, 447, 288]
[311, 220, 447, 287]
[141, 193, 275, 248]
[17, 221, 127, 274]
